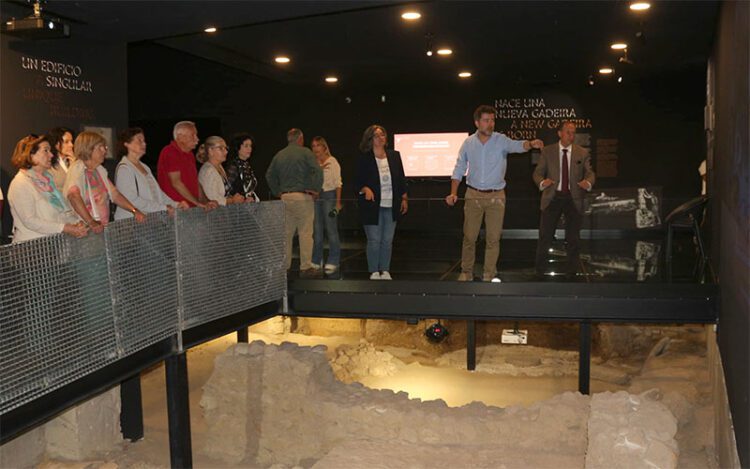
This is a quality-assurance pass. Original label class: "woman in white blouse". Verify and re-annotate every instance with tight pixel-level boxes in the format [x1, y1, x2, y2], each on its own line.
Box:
[114, 128, 189, 219]
[7, 135, 88, 242]
[197, 136, 245, 206]
[311, 136, 343, 274]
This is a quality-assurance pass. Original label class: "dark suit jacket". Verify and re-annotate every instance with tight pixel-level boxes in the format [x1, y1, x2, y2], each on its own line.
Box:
[356, 149, 408, 225]
[532, 143, 595, 213]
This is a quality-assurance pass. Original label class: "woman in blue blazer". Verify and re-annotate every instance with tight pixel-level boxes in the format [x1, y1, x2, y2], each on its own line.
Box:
[356, 125, 408, 280]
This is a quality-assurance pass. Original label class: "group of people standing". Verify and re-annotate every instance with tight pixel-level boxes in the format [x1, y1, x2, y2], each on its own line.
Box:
[4, 104, 594, 281]
[265, 125, 408, 280]
[6, 128, 147, 243]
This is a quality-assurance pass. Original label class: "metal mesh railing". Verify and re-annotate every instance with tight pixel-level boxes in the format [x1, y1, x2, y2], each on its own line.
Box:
[176, 202, 286, 329]
[0, 202, 286, 415]
[105, 213, 179, 356]
[0, 234, 117, 413]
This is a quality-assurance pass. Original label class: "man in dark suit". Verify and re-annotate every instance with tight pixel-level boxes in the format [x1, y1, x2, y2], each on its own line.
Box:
[533, 121, 595, 276]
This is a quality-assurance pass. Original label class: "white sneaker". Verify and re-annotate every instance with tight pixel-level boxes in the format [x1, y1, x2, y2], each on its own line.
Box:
[324, 264, 338, 274]
[380, 271, 392, 280]
[310, 263, 321, 270]
[370, 272, 381, 280]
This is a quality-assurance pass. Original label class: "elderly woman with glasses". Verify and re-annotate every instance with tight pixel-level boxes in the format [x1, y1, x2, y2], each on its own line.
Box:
[63, 131, 146, 232]
[7, 134, 88, 242]
[197, 136, 246, 206]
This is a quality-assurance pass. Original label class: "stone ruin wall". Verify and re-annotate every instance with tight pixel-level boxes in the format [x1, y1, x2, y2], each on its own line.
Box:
[200, 341, 681, 468]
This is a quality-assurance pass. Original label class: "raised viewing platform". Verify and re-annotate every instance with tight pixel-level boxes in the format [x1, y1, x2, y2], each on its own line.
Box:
[0, 200, 716, 467]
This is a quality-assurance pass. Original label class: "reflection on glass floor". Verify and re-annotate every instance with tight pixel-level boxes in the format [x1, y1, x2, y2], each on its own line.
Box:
[290, 231, 711, 284]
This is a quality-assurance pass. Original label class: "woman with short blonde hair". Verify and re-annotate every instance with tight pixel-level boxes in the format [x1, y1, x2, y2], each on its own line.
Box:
[311, 136, 343, 275]
[64, 131, 146, 232]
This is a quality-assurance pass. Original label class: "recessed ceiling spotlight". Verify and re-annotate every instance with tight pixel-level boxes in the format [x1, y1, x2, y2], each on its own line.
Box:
[437, 48, 453, 56]
[204, 27, 217, 33]
[617, 76, 623, 83]
[275, 56, 291, 64]
[426, 50, 433, 56]
[325, 76, 338, 83]
[599, 67, 614, 75]
[629, 2, 651, 11]
[401, 11, 421, 20]
[458, 71, 472, 78]
[610, 42, 628, 50]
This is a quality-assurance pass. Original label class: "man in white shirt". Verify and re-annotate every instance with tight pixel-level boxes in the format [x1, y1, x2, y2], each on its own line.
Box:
[532, 121, 595, 277]
[446, 104, 544, 281]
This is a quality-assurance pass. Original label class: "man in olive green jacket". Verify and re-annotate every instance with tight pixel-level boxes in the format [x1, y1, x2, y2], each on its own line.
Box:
[266, 128, 323, 276]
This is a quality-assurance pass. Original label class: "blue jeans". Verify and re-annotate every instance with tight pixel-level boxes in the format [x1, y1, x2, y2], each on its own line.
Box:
[312, 190, 341, 267]
[363, 206, 397, 273]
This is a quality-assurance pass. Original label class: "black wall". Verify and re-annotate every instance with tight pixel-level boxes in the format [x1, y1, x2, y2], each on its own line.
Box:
[711, 1, 750, 466]
[0, 35, 129, 237]
[128, 42, 707, 231]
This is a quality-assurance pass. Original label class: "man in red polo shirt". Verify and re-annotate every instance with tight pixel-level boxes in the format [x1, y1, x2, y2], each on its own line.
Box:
[157, 121, 215, 208]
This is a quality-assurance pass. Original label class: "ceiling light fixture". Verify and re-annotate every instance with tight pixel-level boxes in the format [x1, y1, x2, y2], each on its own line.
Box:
[587, 75, 595, 86]
[629, 2, 651, 11]
[618, 49, 634, 65]
[204, 27, 217, 33]
[274, 56, 290, 64]
[424, 32, 435, 57]
[610, 42, 628, 50]
[437, 48, 453, 56]
[458, 71, 472, 78]
[599, 67, 614, 75]
[618, 76, 624, 83]
[325, 76, 338, 83]
[401, 11, 421, 20]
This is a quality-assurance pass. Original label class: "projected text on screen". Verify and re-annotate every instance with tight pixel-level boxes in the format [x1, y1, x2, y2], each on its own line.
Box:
[394, 132, 469, 177]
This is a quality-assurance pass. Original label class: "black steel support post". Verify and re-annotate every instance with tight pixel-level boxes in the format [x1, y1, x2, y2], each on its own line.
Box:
[236, 327, 249, 343]
[467, 320, 476, 371]
[119, 374, 144, 441]
[578, 321, 591, 395]
[165, 352, 193, 469]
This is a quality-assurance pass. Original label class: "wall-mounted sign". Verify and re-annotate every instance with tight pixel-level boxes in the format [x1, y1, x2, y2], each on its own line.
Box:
[21, 56, 94, 93]
[494, 97, 592, 141]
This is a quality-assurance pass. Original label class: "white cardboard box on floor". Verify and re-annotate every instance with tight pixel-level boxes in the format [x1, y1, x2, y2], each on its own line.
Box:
[501, 329, 528, 344]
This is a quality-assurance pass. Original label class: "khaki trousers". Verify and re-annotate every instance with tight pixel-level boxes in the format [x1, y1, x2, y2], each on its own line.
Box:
[281, 192, 315, 270]
[461, 188, 506, 278]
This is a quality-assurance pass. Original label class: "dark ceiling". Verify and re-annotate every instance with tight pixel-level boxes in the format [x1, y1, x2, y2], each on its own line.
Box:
[1, 1, 720, 88]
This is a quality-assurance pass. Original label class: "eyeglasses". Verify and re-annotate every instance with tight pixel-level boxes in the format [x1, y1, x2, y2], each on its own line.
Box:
[96, 144, 108, 151]
[211, 145, 228, 150]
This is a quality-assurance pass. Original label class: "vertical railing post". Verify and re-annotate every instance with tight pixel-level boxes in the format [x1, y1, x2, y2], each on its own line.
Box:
[237, 327, 249, 343]
[467, 320, 476, 371]
[166, 352, 192, 469]
[120, 373, 144, 441]
[579, 321, 591, 395]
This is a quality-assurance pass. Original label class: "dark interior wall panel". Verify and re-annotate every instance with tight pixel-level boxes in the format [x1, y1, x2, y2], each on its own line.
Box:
[128, 42, 708, 227]
[0, 36, 128, 237]
[711, 1, 750, 466]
